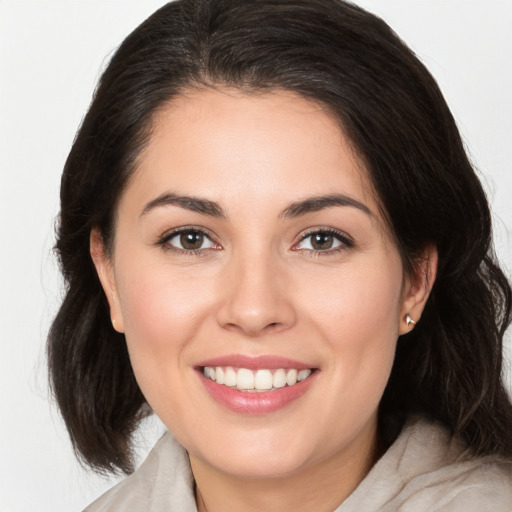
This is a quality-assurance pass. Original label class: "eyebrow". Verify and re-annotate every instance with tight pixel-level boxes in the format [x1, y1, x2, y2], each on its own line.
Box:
[140, 193, 226, 218]
[140, 192, 371, 220]
[280, 194, 372, 219]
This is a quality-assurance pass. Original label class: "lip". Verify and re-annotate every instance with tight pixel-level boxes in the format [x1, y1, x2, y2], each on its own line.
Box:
[195, 354, 317, 415]
[195, 354, 313, 370]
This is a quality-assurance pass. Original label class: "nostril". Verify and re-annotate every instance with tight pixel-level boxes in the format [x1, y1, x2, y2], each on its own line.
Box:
[264, 322, 286, 333]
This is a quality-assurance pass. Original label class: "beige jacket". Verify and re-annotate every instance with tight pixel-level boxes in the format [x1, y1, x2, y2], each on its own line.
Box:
[85, 417, 512, 511]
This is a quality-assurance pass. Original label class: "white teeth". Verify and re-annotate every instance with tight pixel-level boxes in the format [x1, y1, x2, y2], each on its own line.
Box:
[224, 367, 237, 387]
[236, 368, 254, 390]
[202, 366, 313, 391]
[286, 369, 298, 386]
[273, 368, 287, 388]
[254, 369, 273, 390]
[298, 369, 312, 381]
[215, 367, 225, 385]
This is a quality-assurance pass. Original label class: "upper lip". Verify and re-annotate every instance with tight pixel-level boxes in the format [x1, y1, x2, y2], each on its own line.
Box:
[195, 354, 314, 370]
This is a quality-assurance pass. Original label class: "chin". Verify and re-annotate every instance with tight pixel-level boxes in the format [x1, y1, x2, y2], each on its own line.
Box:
[186, 423, 322, 480]
[207, 449, 314, 480]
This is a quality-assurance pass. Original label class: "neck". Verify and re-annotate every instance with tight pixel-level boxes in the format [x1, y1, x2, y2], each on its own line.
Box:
[191, 421, 378, 512]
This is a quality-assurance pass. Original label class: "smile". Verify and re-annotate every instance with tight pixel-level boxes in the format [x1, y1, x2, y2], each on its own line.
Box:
[203, 366, 313, 392]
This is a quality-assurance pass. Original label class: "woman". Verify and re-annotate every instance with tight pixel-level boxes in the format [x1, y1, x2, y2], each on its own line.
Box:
[48, 0, 512, 510]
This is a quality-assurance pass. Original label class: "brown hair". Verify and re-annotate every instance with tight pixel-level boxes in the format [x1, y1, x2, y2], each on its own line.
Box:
[49, 0, 512, 474]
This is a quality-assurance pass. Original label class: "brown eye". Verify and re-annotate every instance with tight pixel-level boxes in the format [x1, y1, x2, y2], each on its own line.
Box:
[180, 231, 204, 250]
[165, 229, 216, 252]
[310, 233, 334, 250]
[295, 230, 350, 253]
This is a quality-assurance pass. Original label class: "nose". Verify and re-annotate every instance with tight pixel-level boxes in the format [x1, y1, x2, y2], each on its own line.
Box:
[216, 252, 297, 337]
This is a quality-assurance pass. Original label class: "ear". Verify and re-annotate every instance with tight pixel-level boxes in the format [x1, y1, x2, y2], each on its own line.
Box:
[90, 228, 125, 333]
[399, 244, 438, 335]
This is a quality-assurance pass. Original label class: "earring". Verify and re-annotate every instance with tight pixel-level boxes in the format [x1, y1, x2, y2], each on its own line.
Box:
[406, 314, 416, 327]
[111, 318, 117, 330]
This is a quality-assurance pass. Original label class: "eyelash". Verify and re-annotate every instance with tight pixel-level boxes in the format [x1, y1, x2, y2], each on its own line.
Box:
[157, 226, 220, 256]
[156, 226, 354, 257]
[293, 227, 354, 257]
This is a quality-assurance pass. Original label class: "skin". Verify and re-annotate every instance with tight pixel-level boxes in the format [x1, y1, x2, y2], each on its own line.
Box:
[91, 88, 436, 512]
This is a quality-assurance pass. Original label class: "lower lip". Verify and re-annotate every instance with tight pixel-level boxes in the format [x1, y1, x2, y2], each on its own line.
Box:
[198, 370, 316, 415]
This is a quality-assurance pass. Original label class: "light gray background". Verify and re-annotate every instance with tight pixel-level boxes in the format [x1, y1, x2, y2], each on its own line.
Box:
[1, 1, 511, 510]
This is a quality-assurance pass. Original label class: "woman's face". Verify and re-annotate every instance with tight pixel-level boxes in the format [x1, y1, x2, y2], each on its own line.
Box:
[93, 89, 430, 480]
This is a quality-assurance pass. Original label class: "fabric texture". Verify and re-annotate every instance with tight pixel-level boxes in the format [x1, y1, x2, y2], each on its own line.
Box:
[84, 417, 512, 511]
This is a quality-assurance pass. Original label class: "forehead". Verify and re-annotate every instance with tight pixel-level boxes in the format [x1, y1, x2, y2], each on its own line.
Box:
[124, 88, 380, 221]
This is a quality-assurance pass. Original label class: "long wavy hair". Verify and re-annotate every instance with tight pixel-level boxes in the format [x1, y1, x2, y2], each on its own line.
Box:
[48, 0, 512, 474]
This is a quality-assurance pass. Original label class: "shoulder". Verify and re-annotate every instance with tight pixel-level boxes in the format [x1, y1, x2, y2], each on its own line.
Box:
[339, 416, 512, 512]
[83, 432, 197, 512]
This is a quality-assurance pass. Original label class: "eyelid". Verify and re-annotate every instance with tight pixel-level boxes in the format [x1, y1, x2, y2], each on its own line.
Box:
[292, 227, 354, 253]
[157, 225, 222, 252]
[155, 225, 352, 256]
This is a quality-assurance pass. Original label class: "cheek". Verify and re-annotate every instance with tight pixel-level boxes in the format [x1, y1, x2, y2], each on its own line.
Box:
[118, 263, 213, 341]
[304, 256, 403, 342]
[114, 265, 214, 400]
[301, 254, 403, 394]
